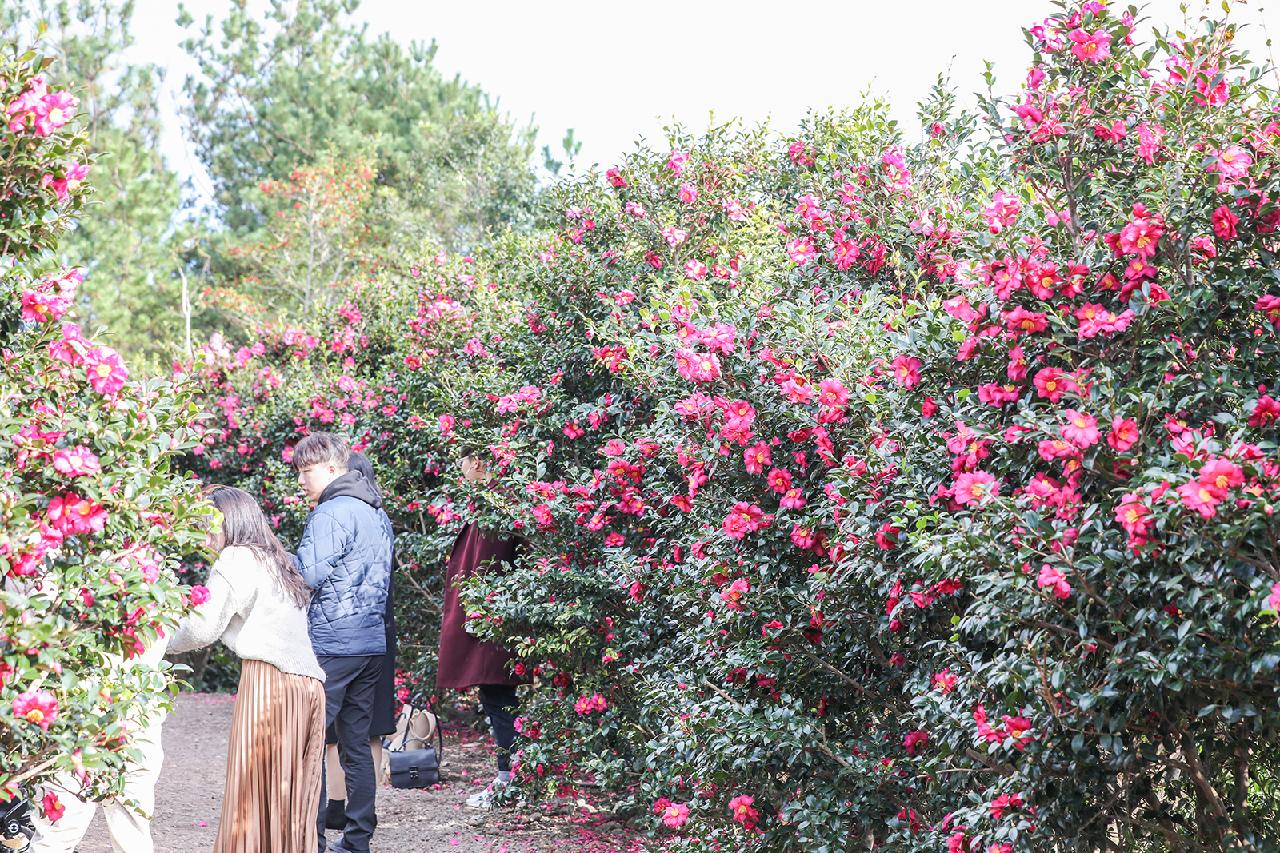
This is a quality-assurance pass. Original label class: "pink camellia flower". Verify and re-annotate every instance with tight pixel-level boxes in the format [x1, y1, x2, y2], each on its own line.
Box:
[766, 468, 792, 493]
[891, 355, 923, 389]
[1177, 479, 1223, 519]
[1107, 417, 1140, 452]
[1075, 304, 1135, 339]
[786, 237, 817, 266]
[1249, 394, 1280, 427]
[1255, 295, 1280, 328]
[1033, 368, 1076, 402]
[720, 577, 751, 610]
[678, 182, 698, 204]
[190, 584, 211, 606]
[982, 190, 1022, 233]
[674, 348, 721, 383]
[52, 445, 101, 477]
[574, 693, 608, 714]
[20, 290, 71, 323]
[953, 471, 998, 507]
[1212, 205, 1240, 240]
[1119, 216, 1163, 259]
[932, 669, 957, 693]
[1069, 28, 1111, 62]
[1003, 306, 1048, 336]
[667, 150, 690, 175]
[723, 503, 769, 541]
[83, 345, 128, 396]
[1213, 145, 1253, 180]
[1115, 494, 1155, 549]
[1198, 458, 1243, 495]
[728, 795, 760, 831]
[1036, 564, 1072, 599]
[779, 488, 807, 510]
[13, 688, 58, 730]
[661, 226, 688, 248]
[1267, 582, 1280, 613]
[605, 168, 627, 188]
[816, 378, 849, 408]
[47, 493, 107, 536]
[660, 801, 690, 829]
[684, 259, 708, 280]
[743, 442, 771, 475]
[1061, 409, 1101, 449]
[903, 729, 930, 755]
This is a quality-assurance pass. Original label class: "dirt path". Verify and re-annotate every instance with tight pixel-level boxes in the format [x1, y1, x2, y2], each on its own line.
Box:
[74, 693, 647, 853]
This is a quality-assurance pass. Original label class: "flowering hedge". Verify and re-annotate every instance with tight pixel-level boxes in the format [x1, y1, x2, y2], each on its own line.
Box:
[1, 48, 210, 816]
[182, 2, 1280, 849]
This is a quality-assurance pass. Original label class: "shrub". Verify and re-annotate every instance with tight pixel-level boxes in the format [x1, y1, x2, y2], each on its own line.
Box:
[0, 46, 210, 813]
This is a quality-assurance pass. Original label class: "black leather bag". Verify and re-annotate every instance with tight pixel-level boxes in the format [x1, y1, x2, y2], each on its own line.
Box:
[385, 711, 444, 789]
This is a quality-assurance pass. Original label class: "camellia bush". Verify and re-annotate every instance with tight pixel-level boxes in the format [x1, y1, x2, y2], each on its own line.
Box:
[0, 46, 210, 817]
[181, 2, 1279, 850]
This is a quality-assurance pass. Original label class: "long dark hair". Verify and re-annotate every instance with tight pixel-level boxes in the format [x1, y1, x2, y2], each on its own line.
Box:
[209, 486, 312, 608]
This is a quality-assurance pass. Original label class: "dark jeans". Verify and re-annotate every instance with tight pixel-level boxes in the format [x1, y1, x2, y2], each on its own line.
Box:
[317, 655, 382, 853]
[478, 684, 518, 773]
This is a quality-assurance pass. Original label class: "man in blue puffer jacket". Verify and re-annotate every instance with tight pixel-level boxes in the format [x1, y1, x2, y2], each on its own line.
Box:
[293, 432, 394, 853]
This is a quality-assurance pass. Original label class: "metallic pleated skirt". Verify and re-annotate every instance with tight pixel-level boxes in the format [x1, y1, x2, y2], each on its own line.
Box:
[215, 658, 325, 853]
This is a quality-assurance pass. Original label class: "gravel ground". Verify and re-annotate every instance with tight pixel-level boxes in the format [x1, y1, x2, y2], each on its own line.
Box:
[72, 692, 646, 853]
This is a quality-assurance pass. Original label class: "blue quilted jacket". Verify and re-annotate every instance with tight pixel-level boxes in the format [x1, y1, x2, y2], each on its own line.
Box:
[297, 471, 394, 656]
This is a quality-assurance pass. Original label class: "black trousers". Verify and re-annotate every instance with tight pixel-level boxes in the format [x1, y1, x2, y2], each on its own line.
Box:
[317, 655, 382, 853]
[478, 684, 518, 773]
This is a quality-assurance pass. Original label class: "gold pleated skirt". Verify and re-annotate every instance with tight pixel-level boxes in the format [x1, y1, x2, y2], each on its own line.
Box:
[215, 658, 325, 853]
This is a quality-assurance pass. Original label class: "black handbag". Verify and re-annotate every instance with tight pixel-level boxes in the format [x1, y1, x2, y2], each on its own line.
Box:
[385, 710, 444, 789]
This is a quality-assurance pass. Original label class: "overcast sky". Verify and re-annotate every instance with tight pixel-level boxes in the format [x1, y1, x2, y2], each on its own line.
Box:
[127, 0, 1277, 201]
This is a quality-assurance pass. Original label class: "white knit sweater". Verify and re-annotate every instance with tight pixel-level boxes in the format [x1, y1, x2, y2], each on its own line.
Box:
[169, 545, 325, 682]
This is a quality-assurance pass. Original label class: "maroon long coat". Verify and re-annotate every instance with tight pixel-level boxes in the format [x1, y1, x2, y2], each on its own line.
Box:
[436, 523, 524, 690]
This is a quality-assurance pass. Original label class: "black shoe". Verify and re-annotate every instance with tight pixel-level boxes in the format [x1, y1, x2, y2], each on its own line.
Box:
[324, 798, 346, 831]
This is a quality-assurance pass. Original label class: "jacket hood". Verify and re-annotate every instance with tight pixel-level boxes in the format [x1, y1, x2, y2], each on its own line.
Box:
[317, 470, 383, 509]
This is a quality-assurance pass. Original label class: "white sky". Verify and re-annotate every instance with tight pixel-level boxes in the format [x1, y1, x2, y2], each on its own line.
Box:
[126, 0, 1278, 204]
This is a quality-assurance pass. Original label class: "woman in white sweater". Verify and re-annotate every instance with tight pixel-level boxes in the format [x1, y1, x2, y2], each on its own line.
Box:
[169, 486, 325, 853]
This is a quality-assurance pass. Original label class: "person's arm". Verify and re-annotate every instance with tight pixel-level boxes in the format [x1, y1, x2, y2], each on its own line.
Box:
[296, 505, 352, 589]
[167, 555, 252, 653]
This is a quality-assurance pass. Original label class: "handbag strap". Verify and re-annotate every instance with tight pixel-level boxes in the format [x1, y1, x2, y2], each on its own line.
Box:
[395, 707, 415, 751]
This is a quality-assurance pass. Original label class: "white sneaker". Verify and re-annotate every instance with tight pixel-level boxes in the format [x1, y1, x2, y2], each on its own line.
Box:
[464, 777, 509, 809]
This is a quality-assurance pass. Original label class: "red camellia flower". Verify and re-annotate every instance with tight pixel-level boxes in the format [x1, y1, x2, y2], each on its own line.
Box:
[903, 729, 930, 755]
[720, 577, 750, 611]
[728, 794, 760, 831]
[1211, 204, 1240, 240]
[932, 669, 957, 693]
[41, 791, 64, 823]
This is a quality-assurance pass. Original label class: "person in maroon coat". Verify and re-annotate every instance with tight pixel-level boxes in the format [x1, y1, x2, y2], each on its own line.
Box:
[437, 454, 525, 809]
